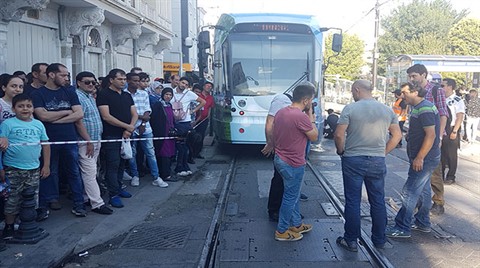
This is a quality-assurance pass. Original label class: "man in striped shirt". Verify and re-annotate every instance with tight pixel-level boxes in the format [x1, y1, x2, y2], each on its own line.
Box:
[407, 64, 449, 216]
[75, 72, 112, 215]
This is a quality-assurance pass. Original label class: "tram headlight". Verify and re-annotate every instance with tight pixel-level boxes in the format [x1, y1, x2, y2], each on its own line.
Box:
[238, 100, 246, 107]
[239, 111, 245, 116]
[231, 107, 236, 112]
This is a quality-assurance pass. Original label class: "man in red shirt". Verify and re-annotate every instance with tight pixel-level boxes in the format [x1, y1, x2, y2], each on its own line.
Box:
[273, 83, 318, 241]
[193, 80, 214, 159]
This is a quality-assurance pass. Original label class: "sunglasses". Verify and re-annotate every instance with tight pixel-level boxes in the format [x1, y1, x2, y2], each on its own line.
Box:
[82, 80, 97, 85]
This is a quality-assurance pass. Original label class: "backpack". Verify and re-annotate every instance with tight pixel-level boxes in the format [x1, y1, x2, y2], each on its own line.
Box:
[172, 93, 187, 121]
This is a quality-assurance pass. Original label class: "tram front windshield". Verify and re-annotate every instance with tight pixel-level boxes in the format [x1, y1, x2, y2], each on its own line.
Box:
[229, 33, 314, 96]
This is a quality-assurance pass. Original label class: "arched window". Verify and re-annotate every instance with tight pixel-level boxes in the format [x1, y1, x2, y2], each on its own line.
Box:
[87, 28, 101, 48]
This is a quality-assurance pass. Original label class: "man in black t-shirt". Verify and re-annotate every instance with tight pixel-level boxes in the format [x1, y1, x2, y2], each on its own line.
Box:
[96, 69, 138, 208]
[32, 63, 86, 220]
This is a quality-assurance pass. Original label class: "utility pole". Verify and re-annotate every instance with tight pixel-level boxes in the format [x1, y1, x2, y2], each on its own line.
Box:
[372, 0, 380, 91]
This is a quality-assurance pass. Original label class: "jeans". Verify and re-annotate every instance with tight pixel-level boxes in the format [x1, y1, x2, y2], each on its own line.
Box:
[274, 155, 304, 233]
[175, 140, 190, 173]
[341, 156, 387, 246]
[394, 154, 440, 231]
[102, 137, 125, 197]
[129, 132, 159, 179]
[39, 144, 84, 209]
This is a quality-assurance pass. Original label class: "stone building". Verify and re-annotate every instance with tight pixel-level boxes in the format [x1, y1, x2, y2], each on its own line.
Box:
[0, 0, 199, 79]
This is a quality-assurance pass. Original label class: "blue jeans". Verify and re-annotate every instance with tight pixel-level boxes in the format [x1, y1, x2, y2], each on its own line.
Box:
[129, 132, 159, 179]
[39, 144, 84, 209]
[394, 155, 440, 232]
[175, 140, 190, 173]
[102, 137, 125, 197]
[341, 156, 387, 246]
[274, 155, 305, 233]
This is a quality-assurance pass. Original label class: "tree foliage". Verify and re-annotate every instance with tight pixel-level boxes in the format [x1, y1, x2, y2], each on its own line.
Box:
[448, 18, 480, 55]
[377, 0, 468, 75]
[324, 33, 365, 81]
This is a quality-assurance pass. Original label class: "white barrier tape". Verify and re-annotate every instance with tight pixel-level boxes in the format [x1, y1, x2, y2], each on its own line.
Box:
[9, 136, 176, 147]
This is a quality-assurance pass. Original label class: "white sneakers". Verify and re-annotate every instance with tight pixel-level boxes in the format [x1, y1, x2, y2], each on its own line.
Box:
[177, 170, 192, 176]
[123, 171, 133, 181]
[152, 177, 169, 188]
[130, 176, 140, 187]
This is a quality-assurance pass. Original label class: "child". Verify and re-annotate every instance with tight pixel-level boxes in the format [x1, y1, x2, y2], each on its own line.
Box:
[0, 94, 50, 239]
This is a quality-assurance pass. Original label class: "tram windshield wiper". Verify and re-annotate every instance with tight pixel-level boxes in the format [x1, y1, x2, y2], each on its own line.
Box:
[284, 72, 309, 96]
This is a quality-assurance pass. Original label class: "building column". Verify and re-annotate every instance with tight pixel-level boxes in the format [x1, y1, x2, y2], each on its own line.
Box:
[0, 22, 8, 73]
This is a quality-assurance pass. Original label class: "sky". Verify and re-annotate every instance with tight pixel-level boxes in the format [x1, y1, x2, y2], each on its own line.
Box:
[198, 0, 480, 50]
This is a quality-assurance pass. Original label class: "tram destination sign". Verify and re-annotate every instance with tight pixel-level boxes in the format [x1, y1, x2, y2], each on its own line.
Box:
[233, 23, 311, 34]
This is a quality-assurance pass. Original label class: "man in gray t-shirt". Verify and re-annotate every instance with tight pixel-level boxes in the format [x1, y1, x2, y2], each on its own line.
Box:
[334, 80, 401, 252]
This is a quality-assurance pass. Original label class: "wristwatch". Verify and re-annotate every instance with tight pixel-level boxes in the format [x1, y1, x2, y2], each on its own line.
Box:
[141, 122, 146, 126]
[452, 130, 457, 134]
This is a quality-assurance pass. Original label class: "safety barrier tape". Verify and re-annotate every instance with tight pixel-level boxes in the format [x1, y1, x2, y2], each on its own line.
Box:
[8, 136, 176, 147]
[7, 117, 210, 147]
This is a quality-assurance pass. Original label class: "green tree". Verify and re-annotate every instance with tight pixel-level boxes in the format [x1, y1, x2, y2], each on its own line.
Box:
[443, 18, 480, 87]
[324, 33, 365, 81]
[377, 0, 468, 75]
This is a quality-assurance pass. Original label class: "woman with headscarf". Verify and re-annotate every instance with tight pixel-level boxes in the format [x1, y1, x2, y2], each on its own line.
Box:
[150, 87, 176, 182]
[147, 81, 164, 106]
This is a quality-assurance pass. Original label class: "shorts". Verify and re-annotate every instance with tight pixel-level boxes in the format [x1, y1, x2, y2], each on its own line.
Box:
[4, 166, 40, 215]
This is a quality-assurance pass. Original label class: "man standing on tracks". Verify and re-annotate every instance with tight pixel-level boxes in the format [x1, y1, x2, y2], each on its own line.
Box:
[386, 82, 440, 238]
[405, 64, 448, 216]
[272, 83, 318, 241]
[334, 80, 401, 251]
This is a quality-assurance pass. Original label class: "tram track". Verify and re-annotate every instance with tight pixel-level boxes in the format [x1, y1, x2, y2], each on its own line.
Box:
[197, 152, 394, 268]
[307, 161, 395, 268]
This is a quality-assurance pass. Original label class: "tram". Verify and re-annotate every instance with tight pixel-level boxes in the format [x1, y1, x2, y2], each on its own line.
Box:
[201, 13, 342, 144]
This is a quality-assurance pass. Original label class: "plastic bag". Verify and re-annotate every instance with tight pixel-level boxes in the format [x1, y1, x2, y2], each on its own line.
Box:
[120, 138, 133, 159]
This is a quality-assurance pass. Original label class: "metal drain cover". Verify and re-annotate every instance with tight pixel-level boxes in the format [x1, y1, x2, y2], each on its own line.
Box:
[120, 225, 191, 249]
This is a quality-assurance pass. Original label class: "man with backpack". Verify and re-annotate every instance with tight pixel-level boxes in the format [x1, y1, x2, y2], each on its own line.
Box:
[406, 64, 449, 215]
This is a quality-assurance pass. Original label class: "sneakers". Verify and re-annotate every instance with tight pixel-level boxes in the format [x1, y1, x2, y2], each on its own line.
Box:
[71, 207, 87, 217]
[36, 208, 50, 222]
[177, 171, 189, 177]
[186, 170, 193, 175]
[130, 176, 140, 187]
[336, 236, 358, 252]
[275, 230, 303, 241]
[163, 176, 178, 182]
[430, 203, 445, 215]
[386, 227, 411, 238]
[2, 224, 14, 240]
[92, 205, 113, 215]
[109, 196, 124, 208]
[118, 190, 132, 198]
[49, 200, 62, 210]
[300, 193, 308, 201]
[289, 223, 313, 234]
[122, 171, 133, 181]
[152, 178, 169, 188]
[411, 224, 431, 233]
[444, 179, 455, 185]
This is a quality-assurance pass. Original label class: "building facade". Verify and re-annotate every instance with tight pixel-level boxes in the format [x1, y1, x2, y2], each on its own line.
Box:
[0, 0, 180, 79]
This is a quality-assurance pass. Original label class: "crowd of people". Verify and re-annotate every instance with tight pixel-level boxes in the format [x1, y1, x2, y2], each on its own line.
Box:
[0, 63, 214, 248]
[262, 63, 479, 250]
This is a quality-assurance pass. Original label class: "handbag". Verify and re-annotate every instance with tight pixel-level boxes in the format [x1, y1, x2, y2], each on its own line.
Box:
[120, 138, 133, 159]
[172, 93, 187, 121]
